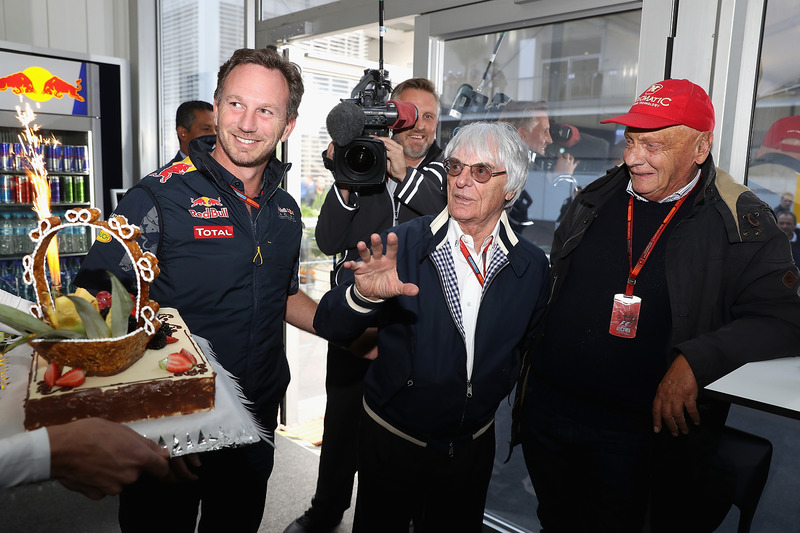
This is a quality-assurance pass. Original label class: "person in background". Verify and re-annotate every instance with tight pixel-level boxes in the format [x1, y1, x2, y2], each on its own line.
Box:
[314, 121, 549, 532]
[167, 100, 215, 164]
[515, 79, 800, 532]
[774, 191, 794, 216]
[284, 77, 446, 533]
[300, 175, 316, 207]
[76, 47, 317, 533]
[0, 290, 170, 499]
[499, 100, 578, 235]
[777, 210, 800, 264]
[500, 100, 577, 178]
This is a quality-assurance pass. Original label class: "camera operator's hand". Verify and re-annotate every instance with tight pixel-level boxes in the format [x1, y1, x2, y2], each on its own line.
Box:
[374, 136, 408, 182]
[325, 141, 355, 203]
[347, 327, 379, 360]
[553, 152, 578, 176]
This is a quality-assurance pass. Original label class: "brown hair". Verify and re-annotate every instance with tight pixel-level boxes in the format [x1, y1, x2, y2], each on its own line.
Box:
[214, 47, 304, 121]
[391, 77, 440, 109]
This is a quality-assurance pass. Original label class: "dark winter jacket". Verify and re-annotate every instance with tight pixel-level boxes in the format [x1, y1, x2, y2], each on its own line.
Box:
[513, 155, 800, 439]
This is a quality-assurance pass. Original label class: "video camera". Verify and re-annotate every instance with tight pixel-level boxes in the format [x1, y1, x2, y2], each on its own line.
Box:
[550, 122, 575, 145]
[326, 68, 417, 187]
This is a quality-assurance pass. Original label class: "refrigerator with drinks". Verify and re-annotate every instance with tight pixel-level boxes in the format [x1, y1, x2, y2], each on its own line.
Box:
[0, 49, 106, 301]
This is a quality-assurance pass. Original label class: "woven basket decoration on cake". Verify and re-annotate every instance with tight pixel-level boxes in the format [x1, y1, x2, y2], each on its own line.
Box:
[22, 208, 162, 376]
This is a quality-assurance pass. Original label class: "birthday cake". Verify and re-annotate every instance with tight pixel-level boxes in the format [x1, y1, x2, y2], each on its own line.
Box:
[24, 308, 215, 430]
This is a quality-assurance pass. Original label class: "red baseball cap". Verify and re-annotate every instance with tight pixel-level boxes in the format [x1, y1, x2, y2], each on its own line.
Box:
[600, 79, 715, 132]
[761, 115, 800, 154]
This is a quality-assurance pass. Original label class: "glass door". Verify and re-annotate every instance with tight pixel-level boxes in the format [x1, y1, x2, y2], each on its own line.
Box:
[437, 10, 642, 531]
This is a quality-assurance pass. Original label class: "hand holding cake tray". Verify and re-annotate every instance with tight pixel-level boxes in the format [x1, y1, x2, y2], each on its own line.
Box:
[0, 208, 266, 457]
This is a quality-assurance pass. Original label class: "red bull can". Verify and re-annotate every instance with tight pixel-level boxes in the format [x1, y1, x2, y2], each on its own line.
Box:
[63, 145, 75, 172]
[0, 143, 11, 171]
[12, 144, 23, 171]
[46, 145, 63, 172]
[75, 145, 89, 172]
[0, 175, 14, 203]
[61, 175, 74, 202]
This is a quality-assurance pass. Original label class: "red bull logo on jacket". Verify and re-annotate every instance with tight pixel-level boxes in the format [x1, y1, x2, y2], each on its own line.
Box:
[188, 196, 229, 219]
[151, 162, 196, 183]
[190, 196, 224, 207]
[277, 206, 296, 222]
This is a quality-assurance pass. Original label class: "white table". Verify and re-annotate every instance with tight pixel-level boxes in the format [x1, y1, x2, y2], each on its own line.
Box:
[705, 356, 800, 419]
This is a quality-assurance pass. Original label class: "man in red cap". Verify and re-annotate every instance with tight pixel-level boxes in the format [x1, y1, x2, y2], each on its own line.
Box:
[513, 79, 800, 532]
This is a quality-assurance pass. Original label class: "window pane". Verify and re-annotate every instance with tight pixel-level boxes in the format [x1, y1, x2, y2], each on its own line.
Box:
[441, 11, 641, 256]
[746, 0, 800, 261]
[260, 0, 338, 20]
[159, 0, 245, 167]
[441, 11, 642, 532]
[281, 30, 413, 425]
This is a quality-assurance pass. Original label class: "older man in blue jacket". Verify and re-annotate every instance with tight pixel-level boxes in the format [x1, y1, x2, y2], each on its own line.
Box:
[314, 121, 550, 533]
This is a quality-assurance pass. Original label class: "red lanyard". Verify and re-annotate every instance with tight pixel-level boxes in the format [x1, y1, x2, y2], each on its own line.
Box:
[459, 236, 493, 286]
[230, 184, 260, 209]
[624, 193, 689, 296]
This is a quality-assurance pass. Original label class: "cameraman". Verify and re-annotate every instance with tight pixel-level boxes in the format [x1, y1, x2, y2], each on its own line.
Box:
[500, 100, 578, 235]
[284, 78, 445, 533]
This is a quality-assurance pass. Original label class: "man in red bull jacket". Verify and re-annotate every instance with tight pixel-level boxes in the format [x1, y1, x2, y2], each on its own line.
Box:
[76, 47, 317, 532]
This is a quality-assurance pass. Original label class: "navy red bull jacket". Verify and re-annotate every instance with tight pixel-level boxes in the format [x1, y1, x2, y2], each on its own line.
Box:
[76, 135, 302, 425]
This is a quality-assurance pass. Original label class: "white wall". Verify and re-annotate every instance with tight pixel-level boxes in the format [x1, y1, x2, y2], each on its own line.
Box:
[0, 0, 130, 58]
[0, 0, 150, 185]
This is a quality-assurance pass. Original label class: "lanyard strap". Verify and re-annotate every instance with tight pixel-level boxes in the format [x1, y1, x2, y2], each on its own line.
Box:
[625, 193, 690, 296]
[459, 236, 493, 287]
[229, 184, 260, 209]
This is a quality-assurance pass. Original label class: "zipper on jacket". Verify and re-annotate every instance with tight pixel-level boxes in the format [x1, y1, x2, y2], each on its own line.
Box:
[463, 259, 510, 427]
[245, 163, 288, 376]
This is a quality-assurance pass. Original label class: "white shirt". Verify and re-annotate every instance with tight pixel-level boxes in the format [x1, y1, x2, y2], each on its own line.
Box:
[0, 427, 50, 488]
[0, 289, 50, 488]
[447, 219, 500, 384]
[626, 169, 701, 203]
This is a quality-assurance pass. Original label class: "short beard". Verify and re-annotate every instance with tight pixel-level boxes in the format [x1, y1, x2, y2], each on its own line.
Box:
[403, 140, 432, 161]
[228, 150, 272, 168]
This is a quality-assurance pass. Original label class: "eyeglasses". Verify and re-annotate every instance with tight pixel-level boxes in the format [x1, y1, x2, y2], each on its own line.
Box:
[444, 158, 507, 183]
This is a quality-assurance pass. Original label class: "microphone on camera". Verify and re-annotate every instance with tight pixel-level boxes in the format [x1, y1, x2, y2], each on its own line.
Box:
[326, 101, 366, 146]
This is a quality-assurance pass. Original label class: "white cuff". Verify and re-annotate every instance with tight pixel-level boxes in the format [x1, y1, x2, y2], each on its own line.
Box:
[346, 285, 384, 314]
[0, 427, 51, 488]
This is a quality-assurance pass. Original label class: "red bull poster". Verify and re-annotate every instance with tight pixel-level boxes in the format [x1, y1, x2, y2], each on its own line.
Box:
[0, 51, 88, 116]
